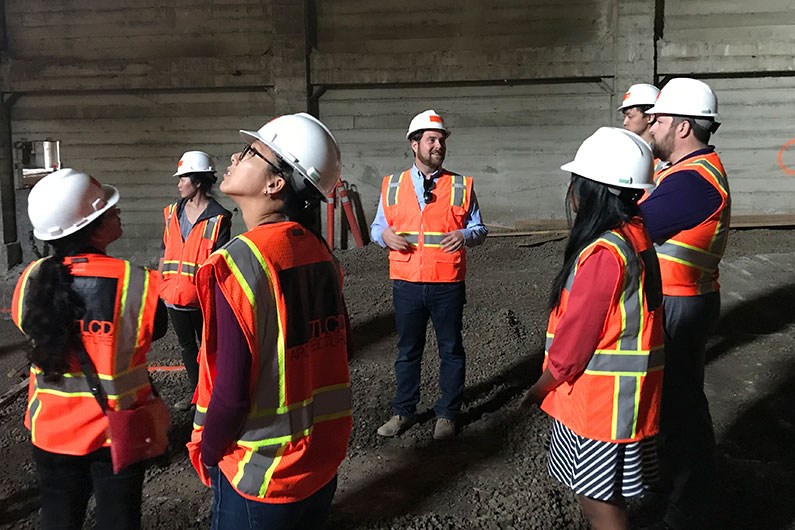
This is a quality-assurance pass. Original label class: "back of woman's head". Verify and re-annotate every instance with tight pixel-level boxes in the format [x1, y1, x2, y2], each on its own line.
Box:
[548, 128, 654, 310]
[548, 175, 642, 310]
[188, 172, 217, 196]
[24, 169, 119, 381]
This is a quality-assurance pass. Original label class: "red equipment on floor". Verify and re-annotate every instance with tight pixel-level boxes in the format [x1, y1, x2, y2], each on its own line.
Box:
[326, 180, 364, 248]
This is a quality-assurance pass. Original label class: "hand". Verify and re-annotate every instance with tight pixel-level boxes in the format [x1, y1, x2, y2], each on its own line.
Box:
[382, 226, 412, 252]
[440, 230, 465, 253]
[519, 387, 542, 409]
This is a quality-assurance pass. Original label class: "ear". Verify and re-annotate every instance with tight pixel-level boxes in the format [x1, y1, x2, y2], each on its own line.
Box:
[264, 174, 287, 196]
[676, 119, 692, 139]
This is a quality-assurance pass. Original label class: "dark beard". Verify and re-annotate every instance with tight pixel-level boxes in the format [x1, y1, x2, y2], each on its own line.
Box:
[651, 142, 667, 161]
[418, 151, 443, 171]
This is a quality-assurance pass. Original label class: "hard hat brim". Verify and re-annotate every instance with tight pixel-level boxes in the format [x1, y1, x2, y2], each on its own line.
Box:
[616, 102, 654, 112]
[405, 127, 451, 140]
[645, 106, 720, 123]
[173, 169, 216, 177]
[560, 161, 655, 190]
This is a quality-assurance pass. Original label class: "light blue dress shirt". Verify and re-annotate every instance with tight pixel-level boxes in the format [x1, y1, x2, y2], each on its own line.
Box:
[369, 164, 488, 248]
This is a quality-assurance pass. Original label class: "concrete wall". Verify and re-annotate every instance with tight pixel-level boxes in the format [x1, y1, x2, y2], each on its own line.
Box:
[657, 0, 795, 216]
[0, 0, 793, 268]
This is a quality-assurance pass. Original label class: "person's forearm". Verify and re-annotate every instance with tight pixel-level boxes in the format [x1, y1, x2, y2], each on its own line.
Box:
[520, 367, 562, 409]
[530, 368, 562, 401]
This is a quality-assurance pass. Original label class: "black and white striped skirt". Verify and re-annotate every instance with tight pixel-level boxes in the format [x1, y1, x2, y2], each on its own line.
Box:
[548, 419, 659, 501]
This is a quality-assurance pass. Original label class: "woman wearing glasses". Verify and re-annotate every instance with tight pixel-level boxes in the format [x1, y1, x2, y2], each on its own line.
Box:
[187, 114, 353, 530]
[158, 151, 231, 410]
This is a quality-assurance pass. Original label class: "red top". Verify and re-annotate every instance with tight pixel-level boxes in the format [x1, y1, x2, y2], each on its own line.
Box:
[547, 248, 621, 383]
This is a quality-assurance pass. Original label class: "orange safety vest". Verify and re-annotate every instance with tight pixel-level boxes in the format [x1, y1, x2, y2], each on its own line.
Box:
[12, 254, 160, 455]
[653, 151, 730, 296]
[540, 222, 664, 443]
[380, 170, 473, 282]
[160, 202, 226, 307]
[188, 222, 352, 503]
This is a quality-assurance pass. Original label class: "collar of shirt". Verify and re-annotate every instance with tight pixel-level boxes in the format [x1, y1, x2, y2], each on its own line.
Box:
[411, 164, 444, 210]
[411, 164, 443, 182]
[674, 146, 715, 165]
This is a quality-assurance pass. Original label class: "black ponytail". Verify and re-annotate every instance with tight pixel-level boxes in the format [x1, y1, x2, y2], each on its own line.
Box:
[22, 217, 102, 382]
[548, 175, 642, 311]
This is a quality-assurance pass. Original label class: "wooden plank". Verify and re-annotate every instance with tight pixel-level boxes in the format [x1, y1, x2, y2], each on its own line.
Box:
[731, 214, 795, 228]
[514, 219, 569, 231]
[0, 378, 29, 409]
[488, 229, 568, 238]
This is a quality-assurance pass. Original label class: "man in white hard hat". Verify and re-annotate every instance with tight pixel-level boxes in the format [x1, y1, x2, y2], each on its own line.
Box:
[618, 83, 670, 179]
[618, 83, 659, 144]
[640, 78, 730, 530]
[370, 110, 487, 440]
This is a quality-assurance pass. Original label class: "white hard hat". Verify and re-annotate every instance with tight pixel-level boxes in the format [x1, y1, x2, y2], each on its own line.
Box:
[617, 83, 660, 111]
[646, 78, 720, 125]
[28, 168, 120, 241]
[561, 127, 654, 190]
[173, 151, 215, 177]
[406, 110, 450, 140]
[240, 113, 341, 199]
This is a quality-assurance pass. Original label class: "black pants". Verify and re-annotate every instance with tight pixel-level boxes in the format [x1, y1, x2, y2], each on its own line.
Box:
[32, 445, 145, 530]
[167, 307, 203, 389]
[659, 292, 720, 530]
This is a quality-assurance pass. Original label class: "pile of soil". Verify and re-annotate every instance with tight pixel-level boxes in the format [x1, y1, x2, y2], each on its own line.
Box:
[0, 228, 793, 529]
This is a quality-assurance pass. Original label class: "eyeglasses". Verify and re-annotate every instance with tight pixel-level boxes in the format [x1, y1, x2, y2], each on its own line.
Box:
[423, 178, 435, 203]
[239, 144, 283, 175]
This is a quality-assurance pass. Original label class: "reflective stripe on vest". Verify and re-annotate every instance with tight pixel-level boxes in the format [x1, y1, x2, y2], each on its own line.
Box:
[236, 384, 351, 446]
[395, 232, 447, 247]
[386, 173, 402, 207]
[451, 174, 466, 207]
[30, 365, 151, 408]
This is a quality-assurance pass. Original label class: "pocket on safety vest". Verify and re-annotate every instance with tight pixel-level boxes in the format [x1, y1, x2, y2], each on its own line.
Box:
[389, 250, 413, 262]
[434, 250, 463, 263]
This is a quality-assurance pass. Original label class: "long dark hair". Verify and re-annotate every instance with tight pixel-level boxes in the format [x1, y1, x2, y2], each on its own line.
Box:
[274, 157, 329, 244]
[548, 174, 642, 310]
[22, 216, 103, 382]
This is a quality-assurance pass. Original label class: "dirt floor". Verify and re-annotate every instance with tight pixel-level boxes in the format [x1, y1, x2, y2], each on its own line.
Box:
[0, 228, 793, 530]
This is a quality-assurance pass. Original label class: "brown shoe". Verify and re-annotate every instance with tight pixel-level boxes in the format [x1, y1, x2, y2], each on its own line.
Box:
[433, 418, 456, 440]
[376, 415, 413, 437]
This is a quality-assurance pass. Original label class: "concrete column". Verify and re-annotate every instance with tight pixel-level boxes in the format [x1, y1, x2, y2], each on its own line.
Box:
[0, 97, 21, 272]
[271, 0, 309, 115]
[613, 0, 657, 124]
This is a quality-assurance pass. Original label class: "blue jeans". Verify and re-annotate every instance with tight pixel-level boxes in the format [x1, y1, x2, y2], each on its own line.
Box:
[209, 467, 337, 530]
[391, 280, 466, 419]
